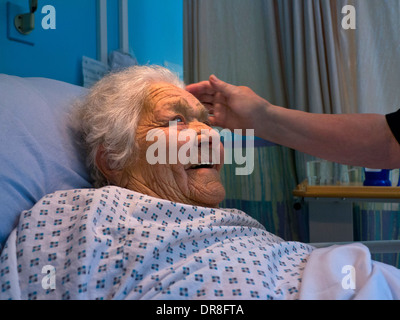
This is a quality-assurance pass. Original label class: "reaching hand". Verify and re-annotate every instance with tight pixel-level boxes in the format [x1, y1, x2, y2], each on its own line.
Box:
[186, 75, 270, 134]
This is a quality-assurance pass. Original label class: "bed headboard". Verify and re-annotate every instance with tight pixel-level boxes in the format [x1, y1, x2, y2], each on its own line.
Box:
[0, 74, 93, 249]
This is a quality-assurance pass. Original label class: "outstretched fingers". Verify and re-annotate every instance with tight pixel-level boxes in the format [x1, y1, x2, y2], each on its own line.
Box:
[186, 80, 215, 97]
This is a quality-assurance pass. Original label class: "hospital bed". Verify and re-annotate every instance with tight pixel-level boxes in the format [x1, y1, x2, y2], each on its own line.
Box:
[1, 73, 400, 300]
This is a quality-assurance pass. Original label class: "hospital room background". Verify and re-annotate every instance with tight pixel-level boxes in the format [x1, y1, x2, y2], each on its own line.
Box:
[1, 0, 400, 268]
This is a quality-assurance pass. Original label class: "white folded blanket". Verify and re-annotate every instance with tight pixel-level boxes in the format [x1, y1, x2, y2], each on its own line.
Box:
[299, 243, 400, 300]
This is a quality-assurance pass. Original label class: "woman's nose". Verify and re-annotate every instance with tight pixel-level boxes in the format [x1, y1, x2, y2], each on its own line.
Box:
[193, 125, 220, 144]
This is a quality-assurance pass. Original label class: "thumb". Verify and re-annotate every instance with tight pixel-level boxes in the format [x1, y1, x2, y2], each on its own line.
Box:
[209, 75, 235, 95]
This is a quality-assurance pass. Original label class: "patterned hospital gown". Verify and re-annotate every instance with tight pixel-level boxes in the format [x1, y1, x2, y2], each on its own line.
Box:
[0, 186, 313, 300]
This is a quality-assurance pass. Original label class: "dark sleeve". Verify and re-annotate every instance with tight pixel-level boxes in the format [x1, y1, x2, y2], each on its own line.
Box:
[386, 109, 400, 144]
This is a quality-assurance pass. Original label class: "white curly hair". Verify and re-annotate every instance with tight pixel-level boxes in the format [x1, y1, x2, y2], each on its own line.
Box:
[73, 65, 185, 187]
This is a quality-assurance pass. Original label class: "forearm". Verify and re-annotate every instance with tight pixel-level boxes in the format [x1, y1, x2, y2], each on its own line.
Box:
[257, 105, 400, 169]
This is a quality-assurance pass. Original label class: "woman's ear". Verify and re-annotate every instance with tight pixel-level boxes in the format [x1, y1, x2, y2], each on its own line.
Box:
[94, 145, 117, 184]
[95, 145, 129, 187]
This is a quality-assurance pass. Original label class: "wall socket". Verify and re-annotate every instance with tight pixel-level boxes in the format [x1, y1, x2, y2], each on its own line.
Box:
[7, 1, 36, 46]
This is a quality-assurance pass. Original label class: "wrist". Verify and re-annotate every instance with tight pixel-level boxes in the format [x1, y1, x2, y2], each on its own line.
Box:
[252, 101, 273, 139]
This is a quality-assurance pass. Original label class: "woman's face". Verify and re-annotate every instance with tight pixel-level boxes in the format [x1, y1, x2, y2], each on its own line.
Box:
[121, 82, 226, 208]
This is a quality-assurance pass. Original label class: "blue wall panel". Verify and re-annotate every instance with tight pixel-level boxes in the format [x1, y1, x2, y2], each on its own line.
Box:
[128, 0, 183, 77]
[0, 0, 183, 86]
[0, 0, 97, 85]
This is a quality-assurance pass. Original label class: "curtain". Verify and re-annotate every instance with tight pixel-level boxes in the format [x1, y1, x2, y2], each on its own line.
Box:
[355, 0, 400, 114]
[184, 0, 400, 259]
[184, 0, 361, 113]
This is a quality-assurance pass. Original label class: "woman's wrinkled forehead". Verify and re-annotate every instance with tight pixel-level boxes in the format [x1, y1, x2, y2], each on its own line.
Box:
[145, 82, 207, 116]
[148, 83, 182, 102]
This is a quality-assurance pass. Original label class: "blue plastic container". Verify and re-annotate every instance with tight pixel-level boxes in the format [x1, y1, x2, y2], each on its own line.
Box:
[363, 169, 392, 187]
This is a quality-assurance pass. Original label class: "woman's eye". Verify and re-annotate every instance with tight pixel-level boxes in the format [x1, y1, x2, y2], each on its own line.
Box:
[172, 116, 184, 123]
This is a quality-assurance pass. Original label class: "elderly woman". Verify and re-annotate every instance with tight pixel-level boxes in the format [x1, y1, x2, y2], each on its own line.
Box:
[77, 65, 226, 209]
[1, 66, 399, 301]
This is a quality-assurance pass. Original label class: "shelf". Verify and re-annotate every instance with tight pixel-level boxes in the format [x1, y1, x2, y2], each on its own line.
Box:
[293, 180, 400, 199]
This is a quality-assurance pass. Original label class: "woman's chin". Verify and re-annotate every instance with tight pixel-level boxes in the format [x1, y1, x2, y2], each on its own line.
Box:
[190, 183, 226, 208]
